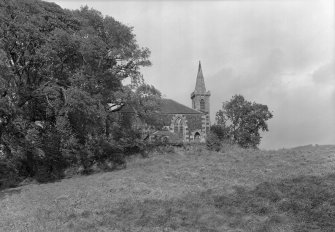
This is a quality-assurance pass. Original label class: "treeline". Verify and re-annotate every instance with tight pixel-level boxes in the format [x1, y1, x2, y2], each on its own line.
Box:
[0, 0, 161, 188]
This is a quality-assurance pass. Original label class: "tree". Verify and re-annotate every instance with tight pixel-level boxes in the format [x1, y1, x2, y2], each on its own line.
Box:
[0, 0, 152, 184]
[214, 95, 273, 148]
[133, 84, 162, 127]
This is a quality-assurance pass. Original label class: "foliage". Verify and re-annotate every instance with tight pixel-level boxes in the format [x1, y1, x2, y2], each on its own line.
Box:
[116, 84, 163, 129]
[133, 84, 163, 128]
[210, 124, 230, 141]
[214, 94, 273, 148]
[0, 0, 152, 187]
[206, 132, 222, 151]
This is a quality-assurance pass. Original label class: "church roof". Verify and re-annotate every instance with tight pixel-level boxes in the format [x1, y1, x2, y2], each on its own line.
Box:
[161, 99, 202, 114]
[194, 61, 206, 93]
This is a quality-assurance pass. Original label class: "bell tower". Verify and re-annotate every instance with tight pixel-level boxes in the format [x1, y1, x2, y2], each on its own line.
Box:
[191, 61, 211, 114]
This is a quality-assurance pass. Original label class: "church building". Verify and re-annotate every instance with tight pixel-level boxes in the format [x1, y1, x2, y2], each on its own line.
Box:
[117, 61, 211, 142]
[159, 61, 211, 142]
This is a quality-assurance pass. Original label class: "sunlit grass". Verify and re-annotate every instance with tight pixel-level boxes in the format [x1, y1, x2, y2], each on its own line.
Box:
[1, 144, 335, 231]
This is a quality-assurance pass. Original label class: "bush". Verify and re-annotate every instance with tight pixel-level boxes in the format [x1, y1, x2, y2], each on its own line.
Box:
[0, 161, 21, 190]
[206, 132, 222, 151]
[210, 125, 230, 141]
[99, 140, 126, 166]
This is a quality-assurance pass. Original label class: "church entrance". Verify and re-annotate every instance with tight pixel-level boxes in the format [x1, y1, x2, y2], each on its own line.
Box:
[173, 117, 184, 139]
[194, 132, 200, 142]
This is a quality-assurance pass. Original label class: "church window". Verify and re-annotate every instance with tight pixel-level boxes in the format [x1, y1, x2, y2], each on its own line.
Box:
[194, 132, 200, 141]
[174, 117, 184, 139]
[200, 99, 205, 111]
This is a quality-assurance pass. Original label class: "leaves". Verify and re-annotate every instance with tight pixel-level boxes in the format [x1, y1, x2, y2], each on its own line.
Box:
[215, 95, 273, 148]
[0, 0, 152, 185]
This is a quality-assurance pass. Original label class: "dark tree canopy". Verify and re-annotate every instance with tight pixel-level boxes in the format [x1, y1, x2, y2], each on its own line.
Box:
[214, 95, 273, 148]
[0, 0, 152, 186]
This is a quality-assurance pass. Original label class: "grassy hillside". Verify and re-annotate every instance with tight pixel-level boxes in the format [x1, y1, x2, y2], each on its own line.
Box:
[1, 144, 335, 231]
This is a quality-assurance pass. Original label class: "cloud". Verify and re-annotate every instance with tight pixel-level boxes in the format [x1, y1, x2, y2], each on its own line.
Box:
[312, 62, 335, 85]
[208, 55, 335, 149]
[260, 80, 335, 149]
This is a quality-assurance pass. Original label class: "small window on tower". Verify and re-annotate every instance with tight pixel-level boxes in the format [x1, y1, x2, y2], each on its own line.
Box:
[200, 99, 205, 111]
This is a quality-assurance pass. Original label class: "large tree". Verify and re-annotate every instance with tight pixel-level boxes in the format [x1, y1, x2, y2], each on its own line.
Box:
[0, 0, 151, 183]
[215, 95, 273, 148]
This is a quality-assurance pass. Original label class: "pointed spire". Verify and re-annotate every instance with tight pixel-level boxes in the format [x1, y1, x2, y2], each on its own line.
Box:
[195, 61, 206, 93]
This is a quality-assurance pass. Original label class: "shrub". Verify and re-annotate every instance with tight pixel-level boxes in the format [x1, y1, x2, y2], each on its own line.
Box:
[206, 132, 222, 151]
[100, 140, 126, 166]
[210, 125, 230, 141]
[0, 160, 21, 190]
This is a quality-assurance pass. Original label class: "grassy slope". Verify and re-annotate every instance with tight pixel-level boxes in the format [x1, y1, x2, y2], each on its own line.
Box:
[1, 145, 335, 231]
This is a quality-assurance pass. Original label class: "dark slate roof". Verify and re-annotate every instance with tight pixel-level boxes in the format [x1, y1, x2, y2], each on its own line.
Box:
[161, 99, 202, 114]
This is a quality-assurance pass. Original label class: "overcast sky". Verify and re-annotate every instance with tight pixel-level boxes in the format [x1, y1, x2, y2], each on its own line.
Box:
[48, 0, 334, 149]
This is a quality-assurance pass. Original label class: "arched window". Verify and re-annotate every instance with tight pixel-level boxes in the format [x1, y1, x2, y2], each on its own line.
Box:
[194, 132, 200, 141]
[200, 99, 205, 111]
[174, 117, 184, 139]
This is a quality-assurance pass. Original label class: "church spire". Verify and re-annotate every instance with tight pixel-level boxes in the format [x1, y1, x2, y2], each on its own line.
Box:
[195, 61, 206, 93]
[191, 60, 211, 116]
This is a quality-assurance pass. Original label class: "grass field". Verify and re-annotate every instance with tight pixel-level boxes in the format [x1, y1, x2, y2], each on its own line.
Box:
[1, 144, 335, 231]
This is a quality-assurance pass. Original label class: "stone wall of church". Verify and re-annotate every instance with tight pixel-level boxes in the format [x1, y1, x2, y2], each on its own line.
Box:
[185, 114, 203, 132]
[202, 114, 210, 133]
[160, 114, 202, 130]
[161, 113, 204, 142]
